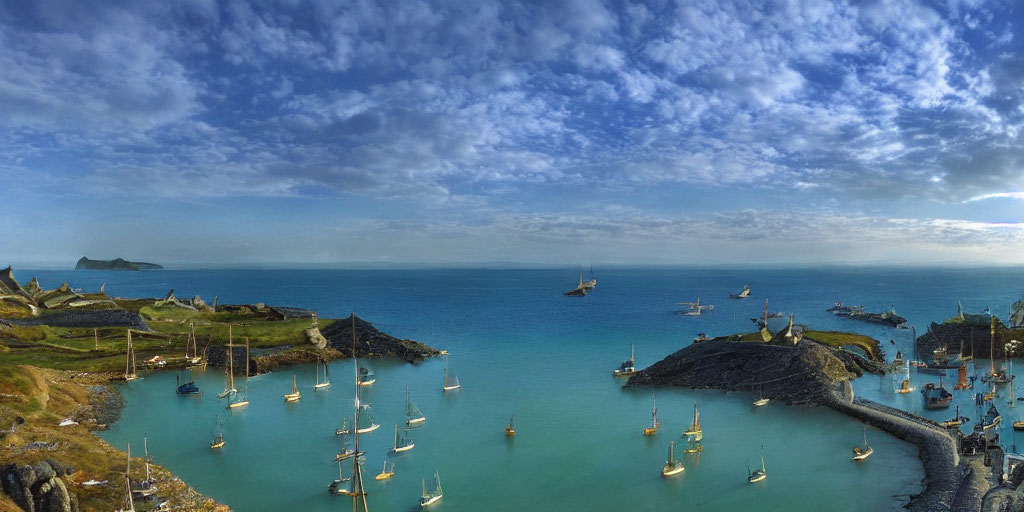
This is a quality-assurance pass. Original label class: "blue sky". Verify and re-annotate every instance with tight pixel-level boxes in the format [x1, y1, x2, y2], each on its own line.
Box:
[1, 0, 1023, 267]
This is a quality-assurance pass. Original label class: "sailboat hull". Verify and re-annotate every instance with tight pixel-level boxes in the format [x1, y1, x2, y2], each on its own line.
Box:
[314, 383, 331, 389]
[375, 472, 394, 481]
[442, 384, 460, 391]
[358, 379, 376, 387]
[284, 393, 301, 402]
[392, 443, 415, 453]
[753, 398, 770, 406]
[419, 495, 442, 507]
[852, 447, 873, 461]
[210, 441, 225, 449]
[227, 400, 249, 409]
[661, 464, 685, 476]
[357, 424, 380, 434]
[748, 472, 766, 483]
[406, 418, 426, 428]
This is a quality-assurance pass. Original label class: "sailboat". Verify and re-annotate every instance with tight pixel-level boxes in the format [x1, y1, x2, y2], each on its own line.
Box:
[133, 437, 158, 497]
[356, 401, 380, 434]
[175, 370, 200, 395]
[851, 426, 874, 461]
[442, 355, 461, 392]
[643, 393, 661, 436]
[391, 424, 415, 453]
[683, 401, 702, 440]
[405, 388, 426, 428]
[505, 414, 516, 437]
[661, 441, 685, 476]
[314, 359, 331, 390]
[117, 442, 135, 512]
[940, 405, 964, 428]
[753, 385, 770, 407]
[217, 330, 237, 400]
[185, 322, 205, 367]
[327, 461, 351, 495]
[124, 329, 138, 382]
[613, 345, 636, 377]
[357, 366, 376, 387]
[226, 337, 250, 409]
[335, 418, 351, 436]
[375, 461, 395, 481]
[210, 417, 226, 449]
[563, 264, 589, 296]
[896, 360, 913, 394]
[730, 284, 751, 299]
[418, 470, 443, 507]
[284, 374, 301, 402]
[747, 445, 767, 483]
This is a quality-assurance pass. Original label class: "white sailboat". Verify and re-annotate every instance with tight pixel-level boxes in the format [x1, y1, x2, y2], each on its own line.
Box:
[117, 442, 135, 512]
[357, 365, 376, 387]
[134, 437, 157, 497]
[315, 358, 331, 390]
[405, 388, 426, 428]
[355, 400, 380, 434]
[747, 445, 767, 483]
[418, 470, 443, 507]
[851, 426, 874, 461]
[662, 441, 685, 476]
[391, 424, 415, 453]
[124, 330, 138, 382]
[185, 322, 204, 367]
[284, 374, 301, 402]
[753, 385, 770, 407]
[442, 355, 461, 392]
[226, 337, 250, 410]
[217, 328, 237, 399]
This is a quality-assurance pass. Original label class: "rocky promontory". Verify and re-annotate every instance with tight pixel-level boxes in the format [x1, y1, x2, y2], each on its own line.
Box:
[321, 314, 441, 363]
[75, 257, 162, 271]
[627, 338, 884, 406]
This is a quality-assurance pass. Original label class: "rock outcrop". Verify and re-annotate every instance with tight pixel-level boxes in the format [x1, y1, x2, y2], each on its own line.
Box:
[7, 311, 150, 331]
[320, 314, 440, 363]
[75, 257, 162, 271]
[0, 460, 79, 512]
[627, 339, 883, 406]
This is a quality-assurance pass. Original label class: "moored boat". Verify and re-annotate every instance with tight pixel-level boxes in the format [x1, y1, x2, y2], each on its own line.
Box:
[613, 345, 636, 376]
[314, 358, 331, 390]
[851, 426, 873, 461]
[375, 461, 395, 481]
[405, 388, 426, 428]
[391, 424, 415, 453]
[643, 393, 661, 436]
[418, 470, 443, 507]
[682, 401, 702, 441]
[505, 414, 516, 437]
[284, 374, 301, 402]
[442, 355, 460, 391]
[747, 446, 767, 483]
[921, 382, 953, 409]
[730, 284, 751, 299]
[661, 441, 685, 476]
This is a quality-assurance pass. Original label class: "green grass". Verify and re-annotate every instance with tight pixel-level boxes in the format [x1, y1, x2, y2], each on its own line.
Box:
[802, 330, 883, 360]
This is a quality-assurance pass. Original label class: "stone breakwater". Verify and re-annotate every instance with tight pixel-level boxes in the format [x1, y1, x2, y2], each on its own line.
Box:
[7, 310, 150, 331]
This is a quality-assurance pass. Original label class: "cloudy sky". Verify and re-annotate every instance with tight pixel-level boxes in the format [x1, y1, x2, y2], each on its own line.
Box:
[2, 0, 1023, 267]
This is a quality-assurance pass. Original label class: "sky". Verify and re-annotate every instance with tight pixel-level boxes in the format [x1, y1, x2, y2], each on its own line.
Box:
[1, 0, 1023, 267]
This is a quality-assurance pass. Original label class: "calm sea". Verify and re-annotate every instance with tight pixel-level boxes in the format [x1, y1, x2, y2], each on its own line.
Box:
[17, 266, 1024, 511]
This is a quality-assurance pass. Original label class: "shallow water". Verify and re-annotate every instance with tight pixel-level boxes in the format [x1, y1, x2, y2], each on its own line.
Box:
[19, 266, 1024, 511]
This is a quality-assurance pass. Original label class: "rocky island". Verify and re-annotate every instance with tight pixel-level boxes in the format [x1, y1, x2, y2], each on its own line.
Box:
[0, 267, 440, 512]
[75, 257, 163, 271]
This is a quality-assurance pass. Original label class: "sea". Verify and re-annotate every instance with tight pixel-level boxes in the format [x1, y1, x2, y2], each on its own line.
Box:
[16, 266, 1024, 511]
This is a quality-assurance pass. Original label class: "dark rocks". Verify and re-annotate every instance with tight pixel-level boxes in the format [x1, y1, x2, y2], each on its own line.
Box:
[75, 257, 162, 271]
[626, 339, 884, 406]
[7, 310, 150, 331]
[320, 314, 440, 364]
[917, 317, 1021, 360]
[1, 460, 80, 512]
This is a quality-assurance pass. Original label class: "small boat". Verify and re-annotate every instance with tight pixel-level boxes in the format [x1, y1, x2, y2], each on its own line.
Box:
[613, 345, 636, 377]
[335, 447, 357, 461]
[185, 321, 205, 367]
[921, 382, 953, 409]
[335, 418, 351, 436]
[226, 338, 251, 410]
[940, 406, 965, 428]
[682, 401, 702, 440]
[747, 446, 767, 483]
[391, 424, 415, 453]
[563, 265, 589, 296]
[730, 285, 751, 299]
[357, 366, 376, 387]
[356, 402, 380, 434]
[753, 386, 769, 407]
[977, 403, 1003, 431]
[58, 418, 78, 427]
[284, 374, 301, 402]
[643, 393, 661, 436]
[405, 388, 426, 428]
[124, 330, 139, 382]
[209, 431, 225, 450]
[661, 441, 685, 476]
[375, 461, 395, 481]
[327, 461, 351, 495]
[82, 480, 108, 486]
[218, 332, 238, 399]
[134, 437, 158, 498]
[851, 426, 873, 461]
[505, 414, 516, 437]
[144, 355, 166, 367]
[1013, 420, 1024, 431]
[442, 355, 461, 391]
[314, 359, 331, 390]
[176, 371, 200, 395]
[418, 470, 443, 507]
[676, 297, 713, 316]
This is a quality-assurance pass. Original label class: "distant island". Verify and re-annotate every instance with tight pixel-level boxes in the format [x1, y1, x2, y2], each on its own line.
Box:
[75, 256, 163, 271]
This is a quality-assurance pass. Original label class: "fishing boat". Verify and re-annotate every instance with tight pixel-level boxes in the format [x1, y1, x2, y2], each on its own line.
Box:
[356, 402, 380, 434]
[851, 426, 873, 461]
[405, 388, 426, 428]
[613, 345, 636, 377]
[117, 443, 135, 512]
[418, 470, 443, 507]
[753, 385, 769, 407]
[357, 366, 376, 387]
[442, 355, 461, 391]
[505, 414, 516, 437]
[683, 401, 702, 440]
[643, 393, 661, 436]
[747, 446, 767, 483]
[124, 330, 139, 382]
[375, 461, 395, 481]
[335, 418, 351, 436]
[226, 337, 250, 409]
[921, 382, 953, 409]
[940, 405, 965, 428]
[284, 374, 301, 402]
[175, 370, 200, 395]
[314, 359, 331, 390]
[391, 424, 415, 453]
[661, 441, 685, 476]
[327, 461, 351, 495]
[185, 322, 205, 367]
[730, 284, 751, 299]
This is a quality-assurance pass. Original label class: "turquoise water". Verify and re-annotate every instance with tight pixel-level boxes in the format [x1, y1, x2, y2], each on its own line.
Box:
[18, 266, 1024, 511]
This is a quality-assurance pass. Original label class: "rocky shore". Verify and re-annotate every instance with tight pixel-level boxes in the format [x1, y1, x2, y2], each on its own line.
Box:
[320, 315, 441, 363]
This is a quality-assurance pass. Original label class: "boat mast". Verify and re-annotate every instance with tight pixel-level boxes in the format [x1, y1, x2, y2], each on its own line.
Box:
[227, 334, 235, 391]
[760, 445, 766, 472]
[991, 315, 996, 377]
[350, 313, 369, 512]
